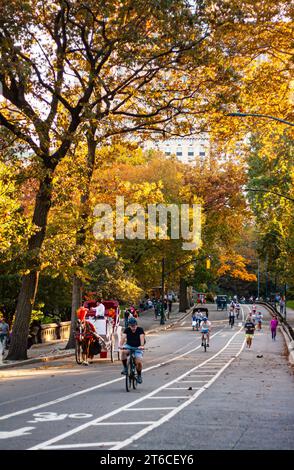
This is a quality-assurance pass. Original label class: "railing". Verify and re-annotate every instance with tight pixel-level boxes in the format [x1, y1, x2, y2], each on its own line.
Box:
[256, 302, 294, 341]
[40, 321, 71, 343]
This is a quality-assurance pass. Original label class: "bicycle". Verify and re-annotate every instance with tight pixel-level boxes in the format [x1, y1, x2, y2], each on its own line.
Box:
[201, 332, 209, 352]
[121, 346, 142, 392]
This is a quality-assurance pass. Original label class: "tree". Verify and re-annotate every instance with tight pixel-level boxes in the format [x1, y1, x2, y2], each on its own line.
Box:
[0, 0, 213, 359]
[1, 0, 291, 358]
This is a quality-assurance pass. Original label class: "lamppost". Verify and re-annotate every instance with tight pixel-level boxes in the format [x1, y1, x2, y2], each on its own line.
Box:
[227, 112, 294, 127]
[257, 258, 260, 299]
[160, 258, 165, 325]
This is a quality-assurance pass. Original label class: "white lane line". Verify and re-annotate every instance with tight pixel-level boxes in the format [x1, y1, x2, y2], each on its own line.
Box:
[188, 374, 215, 377]
[92, 422, 155, 425]
[147, 396, 188, 399]
[47, 442, 119, 449]
[30, 329, 243, 450]
[1, 328, 225, 421]
[180, 380, 207, 383]
[110, 337, 246, 450]
[165, 387, 200, 390]
[126, 407, 176, 411]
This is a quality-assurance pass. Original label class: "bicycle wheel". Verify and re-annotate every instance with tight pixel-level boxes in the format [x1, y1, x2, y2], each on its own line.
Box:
[75, 339, 83, 364]
[132, 370, 137, 389]
[125, 359, 132, 392]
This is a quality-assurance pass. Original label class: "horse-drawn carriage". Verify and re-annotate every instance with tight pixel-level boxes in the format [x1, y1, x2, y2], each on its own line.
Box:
[216, 295, 227, 311]
[75, 300, 122, 365]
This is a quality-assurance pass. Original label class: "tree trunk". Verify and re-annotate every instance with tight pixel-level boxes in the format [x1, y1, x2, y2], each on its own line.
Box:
[7, 173, 53, 360]
[66, 131, 97, 349]
[179, 277, 188, 312]
[66, 275, 83, 349]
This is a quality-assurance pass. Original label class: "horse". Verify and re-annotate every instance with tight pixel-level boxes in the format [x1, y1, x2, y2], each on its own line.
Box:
[75, 320, 102, 365]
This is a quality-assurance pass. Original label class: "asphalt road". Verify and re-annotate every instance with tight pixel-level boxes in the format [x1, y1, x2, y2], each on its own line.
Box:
[0, 304, 293, 451]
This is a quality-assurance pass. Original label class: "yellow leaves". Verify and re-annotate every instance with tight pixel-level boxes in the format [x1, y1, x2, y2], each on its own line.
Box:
[217, 253, 257, 281]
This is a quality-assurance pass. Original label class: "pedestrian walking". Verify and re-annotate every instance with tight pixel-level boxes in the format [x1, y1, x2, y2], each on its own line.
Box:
[0, 317, 9, 353]
[270, 315, 279, 341]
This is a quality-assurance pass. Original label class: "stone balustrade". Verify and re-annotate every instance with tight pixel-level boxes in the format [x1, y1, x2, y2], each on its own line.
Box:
[40, 321, 71, 343]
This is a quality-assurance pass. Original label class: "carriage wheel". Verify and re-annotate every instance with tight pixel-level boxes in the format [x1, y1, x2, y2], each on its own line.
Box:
[75, 339, 83, 365]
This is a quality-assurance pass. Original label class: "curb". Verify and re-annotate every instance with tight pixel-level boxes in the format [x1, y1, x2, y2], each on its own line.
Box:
[0, 309, 192, 372]
[0, 351, 75, 370]
[279, 326, 294, 365]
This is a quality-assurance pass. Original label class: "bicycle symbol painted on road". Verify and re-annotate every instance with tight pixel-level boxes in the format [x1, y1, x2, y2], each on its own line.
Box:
[27, 412, 92, 423]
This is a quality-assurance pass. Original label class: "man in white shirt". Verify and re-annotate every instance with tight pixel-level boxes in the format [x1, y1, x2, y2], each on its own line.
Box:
[94, 299, 106, 318]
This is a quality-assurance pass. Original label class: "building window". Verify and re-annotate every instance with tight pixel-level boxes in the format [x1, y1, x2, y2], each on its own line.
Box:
[165, 151, 171, 156]
[199, 151, 206, 157]
[176, 149, 183, 156]
[188, 151, 194, 156]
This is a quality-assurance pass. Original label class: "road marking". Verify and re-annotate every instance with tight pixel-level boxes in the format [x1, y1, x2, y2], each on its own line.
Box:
[165, 387, 200, 390]
[180, 380, 207, 383]
[29, 329, 244, 450]
[0, 427, 35, 439]
[0, 328, 225, 421]
[188, 374, 215, 377]
[27, 412, 93, 423]
[92, 422, 155, 425]
[126, 407, 175, 411]
[47, 442, 120, 449]
[147, 396, 188, 399]
[110, 337, 246, 450]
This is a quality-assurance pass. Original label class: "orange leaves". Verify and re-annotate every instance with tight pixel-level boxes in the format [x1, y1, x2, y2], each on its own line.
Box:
[217, 253, 257, 281]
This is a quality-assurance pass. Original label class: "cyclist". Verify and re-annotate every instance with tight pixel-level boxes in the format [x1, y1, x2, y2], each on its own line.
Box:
[120, 317, 145, 384]
[244, 315, 255, 348]
[200, 317, 211, 347]
[235, 302, 241, 319]
[228, 304, 235, 327]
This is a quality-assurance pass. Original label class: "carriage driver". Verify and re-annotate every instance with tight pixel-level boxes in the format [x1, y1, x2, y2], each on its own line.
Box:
[77, 302, 89, 322]
[120, 317, 145, 384]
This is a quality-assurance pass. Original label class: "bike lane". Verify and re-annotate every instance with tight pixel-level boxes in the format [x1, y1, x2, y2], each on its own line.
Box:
[0, 321, 242, 450]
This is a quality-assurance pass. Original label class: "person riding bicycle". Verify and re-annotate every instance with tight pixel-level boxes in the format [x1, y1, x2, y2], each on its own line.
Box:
[120, 317, 145, 384]
[228, 304, 235, 326]
[200, 317, 211, 347]
[235, 302, 241, 319]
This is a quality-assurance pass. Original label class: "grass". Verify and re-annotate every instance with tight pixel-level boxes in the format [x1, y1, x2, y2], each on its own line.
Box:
[286, 300, 294, 310]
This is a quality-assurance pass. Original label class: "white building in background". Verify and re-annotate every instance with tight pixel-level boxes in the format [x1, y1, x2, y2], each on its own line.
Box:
[145, 135, 209, 165]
